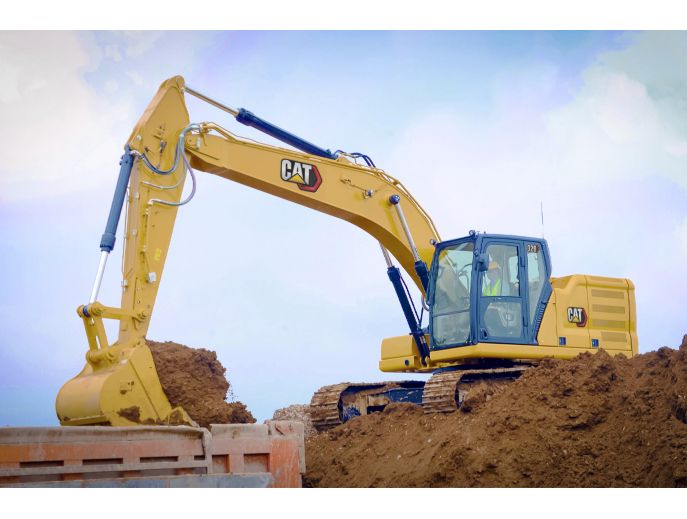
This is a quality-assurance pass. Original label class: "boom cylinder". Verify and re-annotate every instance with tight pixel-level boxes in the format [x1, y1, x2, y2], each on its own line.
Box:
[389, 195, 430, 291]
[386, 265, 430, 364]
[379, 242, 394, 268]
[380, 243, 430, 364]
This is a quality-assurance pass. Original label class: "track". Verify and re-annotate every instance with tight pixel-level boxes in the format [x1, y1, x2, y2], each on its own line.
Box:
[421, 366, 529, 413]
[310, 381, 424, 431]
[310, 383, 351, 431]
[311, 367, 531, 431]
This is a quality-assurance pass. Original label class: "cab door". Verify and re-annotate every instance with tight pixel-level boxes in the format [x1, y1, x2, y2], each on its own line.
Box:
[476, 239, 528, 344]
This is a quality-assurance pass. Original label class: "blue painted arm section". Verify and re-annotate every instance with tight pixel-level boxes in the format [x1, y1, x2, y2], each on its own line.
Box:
[413, 260, 430, 292]
[235, 108, 337, 160]
[99, 147, 134, 252]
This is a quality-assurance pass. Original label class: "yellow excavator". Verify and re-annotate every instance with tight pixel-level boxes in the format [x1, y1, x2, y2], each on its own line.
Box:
[56, 76, 638, 430]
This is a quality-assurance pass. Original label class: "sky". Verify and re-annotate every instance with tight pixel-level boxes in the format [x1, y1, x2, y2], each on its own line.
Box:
[0, 30, 686, 425]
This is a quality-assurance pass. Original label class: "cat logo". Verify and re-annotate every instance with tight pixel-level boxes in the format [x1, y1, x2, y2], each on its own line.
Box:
[567, 307, 587, 327]
[280, 159, 322, 192]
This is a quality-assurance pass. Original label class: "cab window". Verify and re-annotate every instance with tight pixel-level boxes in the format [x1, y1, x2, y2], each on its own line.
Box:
[480, 243, 523, 340]
[482, 244, 520, 297]
[431, 241, 474, 347]
[526, 243, 547, 324]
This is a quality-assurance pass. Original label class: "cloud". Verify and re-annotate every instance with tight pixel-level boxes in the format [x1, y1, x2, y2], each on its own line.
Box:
[0, 32, 134, 202]
[545, 59, 686, 189]
[0, 31, 225, 204]
[104, 44, 123, 62]
[679, 216, 687, 257]
[385, 31, 687, 351]
[121, 31, 164, 58]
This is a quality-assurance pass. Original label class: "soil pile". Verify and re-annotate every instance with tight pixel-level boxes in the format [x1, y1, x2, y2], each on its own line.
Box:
[272, 405, 317, 438]
[147, 340, 255, 428]
[304, 336, 687, 487]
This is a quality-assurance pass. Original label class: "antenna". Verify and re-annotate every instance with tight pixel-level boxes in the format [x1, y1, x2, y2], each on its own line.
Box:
[540, 201, 545, 238]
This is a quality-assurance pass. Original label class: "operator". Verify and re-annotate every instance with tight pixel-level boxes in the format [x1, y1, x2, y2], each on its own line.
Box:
[482, 261, 502, 296]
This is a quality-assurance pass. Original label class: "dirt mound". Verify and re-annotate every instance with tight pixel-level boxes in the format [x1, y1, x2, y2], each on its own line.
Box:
[304, 335, 687, 487]
[117, 404, 190, 426]
[272, 405, 317, 438]
[147, 340, 255, 428]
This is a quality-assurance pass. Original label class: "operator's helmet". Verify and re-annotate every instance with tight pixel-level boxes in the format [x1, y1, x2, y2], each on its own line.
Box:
[488, 261, 501, 271]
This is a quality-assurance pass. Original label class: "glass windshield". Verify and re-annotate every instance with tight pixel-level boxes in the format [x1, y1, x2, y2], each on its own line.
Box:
[431, 241, 474, 347]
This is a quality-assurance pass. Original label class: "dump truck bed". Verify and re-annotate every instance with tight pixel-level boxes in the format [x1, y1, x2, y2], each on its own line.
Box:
[0, 421, 304, 488]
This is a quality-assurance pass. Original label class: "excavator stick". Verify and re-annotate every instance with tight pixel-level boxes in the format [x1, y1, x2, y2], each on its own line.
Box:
[57, 77, 195, 426]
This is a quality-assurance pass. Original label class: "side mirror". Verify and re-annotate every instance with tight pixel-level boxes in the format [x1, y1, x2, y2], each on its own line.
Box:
[477, 253, 489, 272]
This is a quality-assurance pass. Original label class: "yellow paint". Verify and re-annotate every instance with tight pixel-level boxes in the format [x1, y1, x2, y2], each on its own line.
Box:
[58, 77, 195, 426]
[380, 274, 637, 373]
[535, 294, 558, 346]
[188, 122, 439, 289]
[379, 335, 425, 372]
[428, 342, 632, 363]
[57, 76, 441, 426]
[57, 75, 639, 426]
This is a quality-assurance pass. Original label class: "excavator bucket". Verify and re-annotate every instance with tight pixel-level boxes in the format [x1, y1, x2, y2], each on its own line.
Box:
[56, 340, 194, 427]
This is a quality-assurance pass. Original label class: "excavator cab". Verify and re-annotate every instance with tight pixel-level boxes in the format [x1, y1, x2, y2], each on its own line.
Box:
[427, 233, 552, 351]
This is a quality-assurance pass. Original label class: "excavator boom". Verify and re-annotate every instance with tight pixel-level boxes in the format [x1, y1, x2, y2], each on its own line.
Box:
[57, 76, 440, 426]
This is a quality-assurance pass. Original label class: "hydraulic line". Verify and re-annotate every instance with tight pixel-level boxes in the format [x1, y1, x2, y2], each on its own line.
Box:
[147, 151, 197, 207]
[141, 124, 200, 207]
[135, 123, 199, 176]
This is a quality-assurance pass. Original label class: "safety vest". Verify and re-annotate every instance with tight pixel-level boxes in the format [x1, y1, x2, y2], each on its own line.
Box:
[483, 278, 501, 296]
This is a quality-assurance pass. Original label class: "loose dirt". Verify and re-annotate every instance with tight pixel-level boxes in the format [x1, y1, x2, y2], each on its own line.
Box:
[304, 336, 687, 487]
[147, 340, 255, 429]
[272, 405, 317, 438]
[117, 405, 189, 426]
